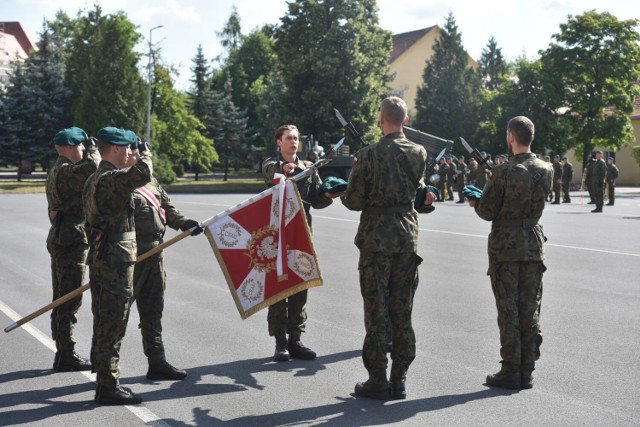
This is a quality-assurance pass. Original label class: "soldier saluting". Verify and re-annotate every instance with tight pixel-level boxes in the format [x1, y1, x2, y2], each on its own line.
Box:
[83, 127, 152, 405]
[46, 127, 100, 372]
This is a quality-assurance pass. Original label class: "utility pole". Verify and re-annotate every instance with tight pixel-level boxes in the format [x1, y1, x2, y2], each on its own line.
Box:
[146, 25, 163, 143]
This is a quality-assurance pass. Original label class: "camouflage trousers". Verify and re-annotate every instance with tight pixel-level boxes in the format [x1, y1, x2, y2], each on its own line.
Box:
[359, 251, 421, 382]
[89, 259, 134, 388]
[132, 248, 166, 363]
[48, 242, 88, 350]
[488, 261, 545, 368]
[268, 290, 308, 336]
[593, 182, 605, 209]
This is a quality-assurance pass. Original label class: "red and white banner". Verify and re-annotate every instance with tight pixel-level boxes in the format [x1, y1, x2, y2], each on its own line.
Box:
[203, 179, 323, 319]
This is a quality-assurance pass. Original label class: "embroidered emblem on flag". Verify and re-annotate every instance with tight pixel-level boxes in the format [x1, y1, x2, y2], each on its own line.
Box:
[203, 180, 323, 319]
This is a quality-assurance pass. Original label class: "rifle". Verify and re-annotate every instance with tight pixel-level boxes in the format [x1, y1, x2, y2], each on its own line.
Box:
[459, 137, 492, 171]
[334, 109, 368, 147]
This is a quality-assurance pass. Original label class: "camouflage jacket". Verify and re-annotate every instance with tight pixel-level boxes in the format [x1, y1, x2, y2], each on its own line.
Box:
[475, 152, 553, 265]
[606, 163, 619, 183]
[341, 131, 431, 253]
[262, 154, 332, 227]
[454, 163, 468, 190]
[46, 146, 101, 246]
[562, 162, 573, 183]
[552, 162, 562, 183]
[591, 158, 607, 185]
[133, 176, 191, 250]
[83, 152, 153, 264]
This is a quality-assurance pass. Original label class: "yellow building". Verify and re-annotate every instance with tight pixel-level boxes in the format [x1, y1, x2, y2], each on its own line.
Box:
[389, 27, 640, 185]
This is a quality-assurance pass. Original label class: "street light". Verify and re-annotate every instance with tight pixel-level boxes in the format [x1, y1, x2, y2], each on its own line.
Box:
[146, 25, 163, 144]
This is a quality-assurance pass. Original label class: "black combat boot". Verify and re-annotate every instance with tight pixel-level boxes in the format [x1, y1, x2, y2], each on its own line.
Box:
[146, 359, 187, 381]
[521, 365, 535, 389]
[273, 332, 290, 362]
[486, 364, 521, 389]
[53, 350, 92, 372]
[389, 376, 406, 400]
[95, 384, 142, 405]
[354, 375, 390, 400]
[288, 331, 316, 360]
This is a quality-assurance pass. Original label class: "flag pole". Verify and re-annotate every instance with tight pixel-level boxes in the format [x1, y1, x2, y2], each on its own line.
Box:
[3, 229, 192, 333]
[4, 158, 333, 333]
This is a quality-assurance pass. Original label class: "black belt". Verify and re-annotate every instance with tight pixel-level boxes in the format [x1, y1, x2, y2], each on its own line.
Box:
[363, 204, 413, 214]
[137, 231, 164, 242]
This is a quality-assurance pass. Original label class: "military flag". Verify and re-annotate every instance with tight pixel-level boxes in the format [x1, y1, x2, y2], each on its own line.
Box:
[203, 176, 323, 319]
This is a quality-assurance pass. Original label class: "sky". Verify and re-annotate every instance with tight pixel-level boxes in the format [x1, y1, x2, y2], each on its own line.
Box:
[4, 0, 638, 90]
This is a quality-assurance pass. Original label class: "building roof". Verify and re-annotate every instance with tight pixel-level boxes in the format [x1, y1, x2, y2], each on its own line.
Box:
[390, 26, 436, 63]
[0, 22, 37, 56]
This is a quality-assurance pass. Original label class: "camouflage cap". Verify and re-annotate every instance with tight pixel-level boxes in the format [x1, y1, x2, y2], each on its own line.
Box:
[97, 127, 138, 146]
[53, 127, 88, 146]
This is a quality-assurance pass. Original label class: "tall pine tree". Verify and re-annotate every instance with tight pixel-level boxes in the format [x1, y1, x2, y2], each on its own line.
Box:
[414, 13, 482, 153]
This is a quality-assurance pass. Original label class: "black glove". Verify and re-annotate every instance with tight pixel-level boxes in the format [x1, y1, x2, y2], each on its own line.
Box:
[138, 140, 151, 153]
[181, 219, 203, 236]
[83, 136, 97, 147]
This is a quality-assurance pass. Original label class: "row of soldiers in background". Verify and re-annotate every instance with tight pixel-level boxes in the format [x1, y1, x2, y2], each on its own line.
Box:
[583, 150, 620, 212]
[544, 155, 574, 204]
[427, 152, 509, 203]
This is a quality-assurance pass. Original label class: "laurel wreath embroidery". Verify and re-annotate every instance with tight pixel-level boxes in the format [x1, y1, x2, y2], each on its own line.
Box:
[240, 277, 263, 303]
[294, 252, 314, 277]
[271, 193, 297, 221]
[218, 222, 243, 248]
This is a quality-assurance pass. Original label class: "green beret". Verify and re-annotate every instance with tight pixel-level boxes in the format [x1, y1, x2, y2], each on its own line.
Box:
[553, 154, 560, 159]
[320, 177, 347, 195]
[53, 127, 88, 146]
[595, 150, 603, 154]
[97, 127, 137, 146]
[123, 130, 141, 149]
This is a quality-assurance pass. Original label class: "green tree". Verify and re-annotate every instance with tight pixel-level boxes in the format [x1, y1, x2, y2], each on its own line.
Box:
[152, 65, 217, 182]
[274, 0, 392, 149]
[187, 45, 211, 122]
[478, 36, 509, 91]
[414, 13, 482, 154]
[0, 24, 71, 177]
[61, 6, 146, 134]
[541, 10, 640, 165]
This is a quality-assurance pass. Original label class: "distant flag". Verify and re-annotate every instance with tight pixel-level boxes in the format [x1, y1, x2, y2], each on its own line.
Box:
[203, 176, 323, 319]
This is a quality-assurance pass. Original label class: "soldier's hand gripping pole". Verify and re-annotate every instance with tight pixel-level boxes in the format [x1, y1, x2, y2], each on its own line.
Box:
[3, 229, 195, 333]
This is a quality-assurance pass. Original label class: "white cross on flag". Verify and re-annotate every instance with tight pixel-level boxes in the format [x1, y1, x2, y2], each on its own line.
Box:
[203, 177, 323, 319]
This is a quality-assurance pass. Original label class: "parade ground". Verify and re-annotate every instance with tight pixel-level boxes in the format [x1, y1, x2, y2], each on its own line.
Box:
[1, 189, 639, 426]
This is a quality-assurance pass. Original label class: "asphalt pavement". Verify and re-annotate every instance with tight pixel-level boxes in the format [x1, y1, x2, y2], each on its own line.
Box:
[0, 188, 639, 426]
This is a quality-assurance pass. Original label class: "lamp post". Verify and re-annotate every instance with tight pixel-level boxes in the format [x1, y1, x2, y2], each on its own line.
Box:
[146, 25, 163, 143]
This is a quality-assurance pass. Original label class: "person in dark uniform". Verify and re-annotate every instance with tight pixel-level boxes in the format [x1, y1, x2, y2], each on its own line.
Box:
[83, 127, 152, 405]
[591, 150, 607, 212]
[551, 155, 562, 204]
[341, 96, 438, 400]
[125, 140, 203, 381]
[46, 127, 100, 371]
[561, 156, 573, 203]
[605, 157, 619, 206]
[463, 116, 553, 390]
[262, 125, 338, 362]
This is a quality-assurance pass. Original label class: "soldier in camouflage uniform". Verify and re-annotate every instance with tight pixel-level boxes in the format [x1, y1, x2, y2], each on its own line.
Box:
[584, 153, 596, 204]
[435, 158, 447, 201]
[125, 141, 203, 381]
[262, 125, 337, 362]
[445, 156, 456, 200]
[341, 96, 437, 400]
[551, 155, 563, 204]
[561, 156, 573, 203]
[454, 157, 468, 203]
[605, 157, 619, 206]
[83, 127, 152, 405]
[591, 151, 607, 212]
[46, 127, 100, 371]
[463, 116, 553, 390]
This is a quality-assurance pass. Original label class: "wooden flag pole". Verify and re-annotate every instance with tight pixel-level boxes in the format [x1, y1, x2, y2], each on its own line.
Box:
[3, 229, 192, 333]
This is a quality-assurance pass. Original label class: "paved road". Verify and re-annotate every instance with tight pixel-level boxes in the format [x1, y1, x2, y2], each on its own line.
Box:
[1, 189, 639, 426]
